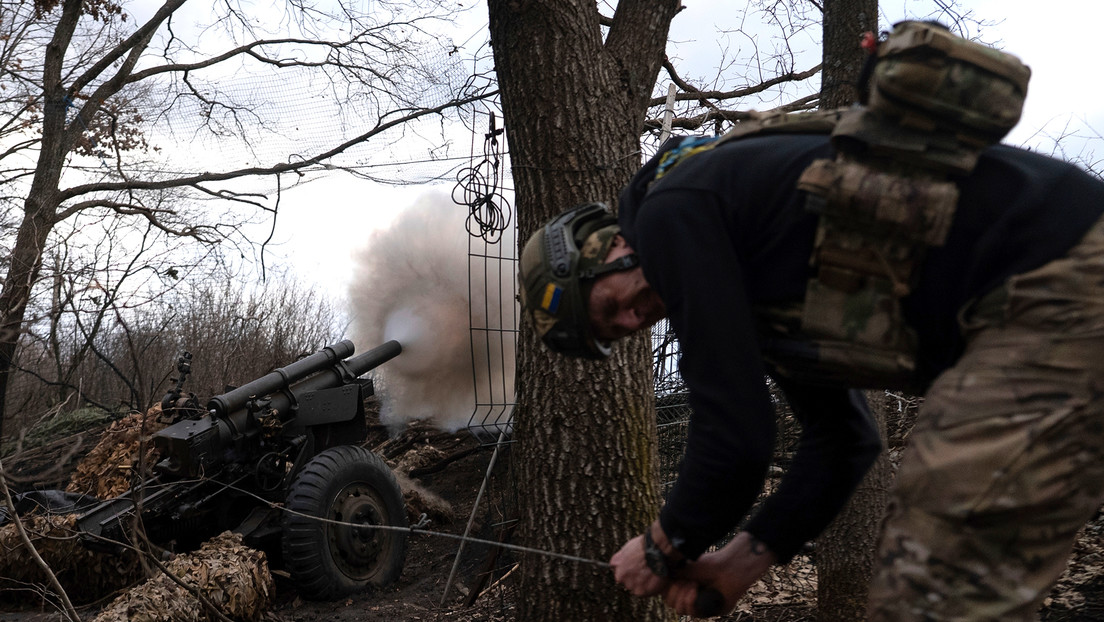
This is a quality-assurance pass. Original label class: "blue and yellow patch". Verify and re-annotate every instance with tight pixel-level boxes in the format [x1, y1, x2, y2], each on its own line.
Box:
[540, 283, 563, 313]
[653, 136, 720, 183]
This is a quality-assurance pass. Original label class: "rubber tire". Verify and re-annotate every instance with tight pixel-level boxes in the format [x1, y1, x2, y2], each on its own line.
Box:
[282, 445, 408, 600]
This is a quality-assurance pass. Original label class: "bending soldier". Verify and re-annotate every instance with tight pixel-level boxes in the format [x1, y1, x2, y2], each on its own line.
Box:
[517, 23, 1104, 619]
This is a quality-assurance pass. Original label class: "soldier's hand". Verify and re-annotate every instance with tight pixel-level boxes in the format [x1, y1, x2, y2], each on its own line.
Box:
[662, 531, 776, 617]
[610, 533, 670, 596]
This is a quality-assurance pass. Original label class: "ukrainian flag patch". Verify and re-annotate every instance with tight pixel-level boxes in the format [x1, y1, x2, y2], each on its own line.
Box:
[540, 283, 563, 313]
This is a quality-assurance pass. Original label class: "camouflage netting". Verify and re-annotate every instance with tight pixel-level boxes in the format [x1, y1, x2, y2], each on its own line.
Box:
[0, 514, 143, 604]
[93, 531, 274, 622]
[67, 406, 168, 499]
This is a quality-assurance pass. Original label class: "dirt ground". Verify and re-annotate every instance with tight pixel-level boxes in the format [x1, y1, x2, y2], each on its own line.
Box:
[266, 421, 522, 622]
[2, 413, 1103, 622]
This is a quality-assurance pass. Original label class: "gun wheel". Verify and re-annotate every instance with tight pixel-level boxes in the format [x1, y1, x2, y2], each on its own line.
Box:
[282, 445, 407, 600]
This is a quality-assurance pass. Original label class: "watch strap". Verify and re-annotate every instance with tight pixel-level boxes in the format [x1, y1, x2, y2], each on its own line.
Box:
[642, 527, 686, 578]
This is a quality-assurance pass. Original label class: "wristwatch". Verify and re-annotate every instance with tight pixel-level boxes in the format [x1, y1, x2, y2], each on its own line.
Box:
[642, 527, 686, 578]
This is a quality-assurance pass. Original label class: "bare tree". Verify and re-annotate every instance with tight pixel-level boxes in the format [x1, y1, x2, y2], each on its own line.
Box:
[7, 265, 343, 431]
[487, 2, 682, 620]
[0, 0, 492, 438]
[488, 1, 1027, 620]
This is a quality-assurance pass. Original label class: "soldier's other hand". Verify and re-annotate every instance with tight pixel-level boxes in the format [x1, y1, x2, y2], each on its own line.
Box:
[662, 531, 776, 617]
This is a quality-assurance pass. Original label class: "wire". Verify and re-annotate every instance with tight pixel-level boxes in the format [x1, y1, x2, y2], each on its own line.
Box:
[453, 112, 512, 244]
[81, 475, 612, 570]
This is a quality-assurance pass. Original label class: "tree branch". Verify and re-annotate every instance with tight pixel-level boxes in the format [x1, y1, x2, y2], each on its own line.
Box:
[58, 89, 496, 201]
[643, 93, 820, 132]
[0, 458, 81, 622]
[69, 0, 188, 96]
[52, 200, 215, 243]
[651, 62, 821, 107]
[128, 35, 366, 82]
[64, 23, 165, 153]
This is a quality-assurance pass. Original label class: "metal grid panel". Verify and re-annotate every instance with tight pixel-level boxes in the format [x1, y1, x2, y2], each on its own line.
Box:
[465, 233, 517, 445]
[461, 112, 517, 446]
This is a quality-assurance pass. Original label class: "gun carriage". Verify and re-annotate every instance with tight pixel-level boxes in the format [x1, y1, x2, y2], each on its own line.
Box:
[76, 340, 407, 600]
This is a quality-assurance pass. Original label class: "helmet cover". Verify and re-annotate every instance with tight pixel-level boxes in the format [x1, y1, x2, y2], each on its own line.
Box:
[519, 202, 633, 358]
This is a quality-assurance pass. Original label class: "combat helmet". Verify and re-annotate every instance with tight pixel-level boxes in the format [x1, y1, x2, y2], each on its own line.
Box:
[518, 202, 639, 358]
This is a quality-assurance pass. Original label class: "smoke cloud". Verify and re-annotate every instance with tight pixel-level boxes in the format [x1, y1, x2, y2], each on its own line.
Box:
[348, 191, 516, 434]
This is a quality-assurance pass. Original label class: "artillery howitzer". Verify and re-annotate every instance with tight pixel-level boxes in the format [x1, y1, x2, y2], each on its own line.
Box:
[76, 340, 407, 600]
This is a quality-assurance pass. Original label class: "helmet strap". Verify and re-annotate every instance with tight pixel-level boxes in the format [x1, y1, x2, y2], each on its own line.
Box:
[579, 253, 639, 280]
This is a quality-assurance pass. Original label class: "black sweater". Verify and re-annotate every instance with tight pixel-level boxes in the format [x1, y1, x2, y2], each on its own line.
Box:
[617, 133, 1104, 562]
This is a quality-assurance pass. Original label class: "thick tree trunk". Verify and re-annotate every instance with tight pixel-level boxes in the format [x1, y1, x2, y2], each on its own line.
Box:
[0, 0, 82, 439]
[0, 206, 56, 439]
[816, 392, 891, 621]
[821, 0, 878, 108]
[486, 1, 679, 620]
[0, 139, 66, 442]
[815, 2, 887, 619]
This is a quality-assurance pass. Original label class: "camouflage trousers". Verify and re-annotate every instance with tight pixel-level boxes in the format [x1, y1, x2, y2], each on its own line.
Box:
[868, 214, 1104, 621]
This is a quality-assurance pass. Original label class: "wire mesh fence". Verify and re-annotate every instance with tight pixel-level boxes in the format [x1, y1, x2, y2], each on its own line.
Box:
[656, 392, 691, 493]
[651, 320, 820, 615]
[461, 110, 517, 446]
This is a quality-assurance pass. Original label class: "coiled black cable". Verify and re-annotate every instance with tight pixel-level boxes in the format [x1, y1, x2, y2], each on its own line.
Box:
[453, 113, 512, 244]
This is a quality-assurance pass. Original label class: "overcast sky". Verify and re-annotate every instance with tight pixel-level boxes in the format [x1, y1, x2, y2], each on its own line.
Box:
[935, 0, 1104, 154]
[263, 0, 1104, 300]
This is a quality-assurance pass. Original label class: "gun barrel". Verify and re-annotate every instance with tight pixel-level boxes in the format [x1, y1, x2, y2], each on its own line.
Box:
[227, 340, 402, 428]
[279, 339, 403, 398]
[150, 340, 401, 480]
[343, 339, 403, 377]
[207, 340, 356, 418]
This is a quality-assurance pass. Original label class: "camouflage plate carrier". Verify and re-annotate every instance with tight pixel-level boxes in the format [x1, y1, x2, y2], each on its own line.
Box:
[659, 21, 1030, 391]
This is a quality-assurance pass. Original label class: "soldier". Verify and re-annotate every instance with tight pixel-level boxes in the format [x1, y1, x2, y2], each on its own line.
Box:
[517, 124, 1104, 619]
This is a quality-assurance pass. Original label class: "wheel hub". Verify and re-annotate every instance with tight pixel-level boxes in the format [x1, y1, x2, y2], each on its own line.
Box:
[328, 483, 389, 579]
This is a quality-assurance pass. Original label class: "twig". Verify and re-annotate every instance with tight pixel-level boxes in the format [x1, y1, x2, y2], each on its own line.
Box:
[482, 562, 518, 594]
[0, 456, 81, 622]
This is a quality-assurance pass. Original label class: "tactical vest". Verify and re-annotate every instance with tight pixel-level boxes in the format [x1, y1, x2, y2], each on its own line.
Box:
[655, 21, 1031, 391]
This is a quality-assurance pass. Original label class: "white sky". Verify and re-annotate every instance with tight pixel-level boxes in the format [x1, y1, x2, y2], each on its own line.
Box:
[257, 0, 1104, 299]
[925, 0, 1104, 152]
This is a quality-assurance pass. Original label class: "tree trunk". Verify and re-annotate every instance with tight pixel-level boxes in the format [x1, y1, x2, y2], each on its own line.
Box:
[0, 155, 66, 441]
[0, 0, 83, 439]
[0, 208, 56, 438]
[821, 0, 878, 108]
[815, 2, 886, 620]
[816, 392, 891, 621]
[486, 1, 679, 620]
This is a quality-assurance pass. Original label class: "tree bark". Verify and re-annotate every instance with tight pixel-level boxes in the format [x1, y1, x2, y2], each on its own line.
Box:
[815, 3, 887, 620]
[821, 0, 878, 108]
[816, 392, 891, 621]
[486, 1, 679, 620]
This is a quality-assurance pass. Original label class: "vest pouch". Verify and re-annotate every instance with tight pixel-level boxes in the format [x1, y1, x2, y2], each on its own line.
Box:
[869, 21, 1031, 145]
[755, 303, 920, 391]
[793, 157, 957, 371]
[798, 157, 959, 246]
[802, 268, 915, 353]
[833, 107, 981, 175]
